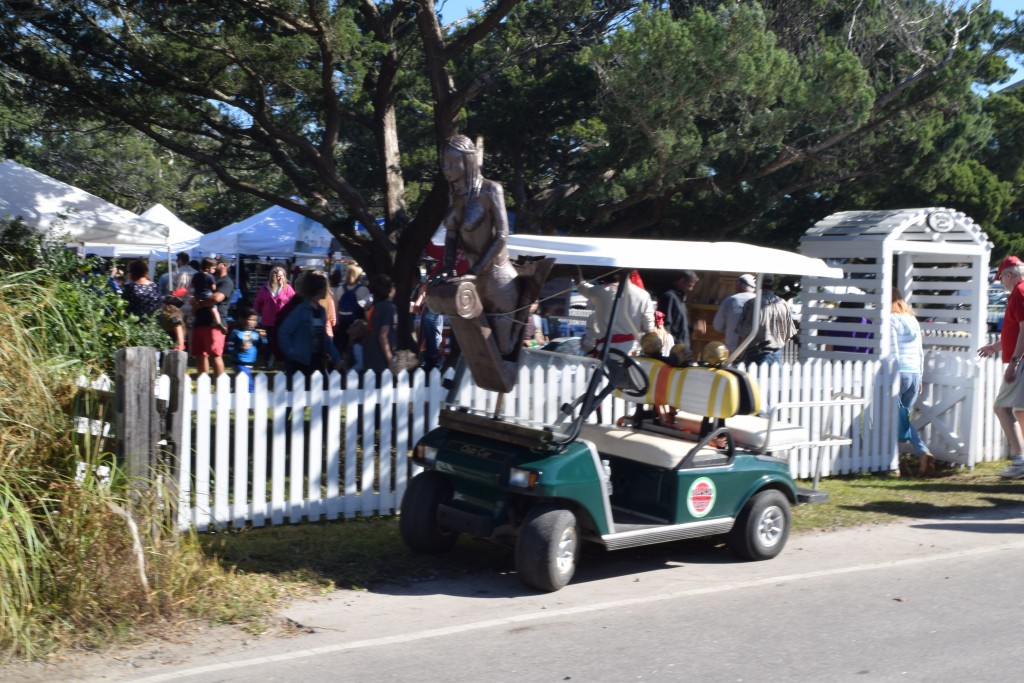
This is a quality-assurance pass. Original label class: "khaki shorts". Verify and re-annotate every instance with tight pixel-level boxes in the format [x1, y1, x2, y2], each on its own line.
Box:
[994, 366, 1024, 409]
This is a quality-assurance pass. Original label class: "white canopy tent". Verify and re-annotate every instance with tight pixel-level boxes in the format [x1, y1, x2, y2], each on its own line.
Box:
[141, 204, 203, 247]
[88, 203, 205, 259]
[0, 159, 170, 251]
[142, 203, 212, 261]
[199, 204, 337, 261]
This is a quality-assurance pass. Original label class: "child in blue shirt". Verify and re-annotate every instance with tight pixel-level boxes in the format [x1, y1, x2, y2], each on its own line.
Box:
[227, 307, 265, 391]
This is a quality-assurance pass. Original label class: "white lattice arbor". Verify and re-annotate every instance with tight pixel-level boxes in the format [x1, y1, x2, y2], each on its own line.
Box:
[798, 208, 993, 467]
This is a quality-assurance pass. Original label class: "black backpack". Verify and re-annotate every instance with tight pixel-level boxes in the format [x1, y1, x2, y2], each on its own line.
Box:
[337, 285, 365, 321]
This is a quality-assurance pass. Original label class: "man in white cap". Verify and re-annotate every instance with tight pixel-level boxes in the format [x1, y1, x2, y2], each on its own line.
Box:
[978, 255, 1024, 477]
[713, 273, 756, 351]
[735, 274, 796, 365]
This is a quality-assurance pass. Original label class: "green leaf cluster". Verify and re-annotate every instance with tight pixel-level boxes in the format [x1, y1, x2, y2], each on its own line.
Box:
[1, 219, 168, 374]
[0, 0, 1021, 267]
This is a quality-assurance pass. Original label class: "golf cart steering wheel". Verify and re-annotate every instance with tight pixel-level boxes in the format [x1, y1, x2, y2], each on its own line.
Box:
[603, 348, 649, 398]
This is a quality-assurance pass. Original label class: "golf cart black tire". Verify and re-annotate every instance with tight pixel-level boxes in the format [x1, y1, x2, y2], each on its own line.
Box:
[728, 489, 791, 561]
[516, 504, 580, 592]
[400, 471, 460, 554]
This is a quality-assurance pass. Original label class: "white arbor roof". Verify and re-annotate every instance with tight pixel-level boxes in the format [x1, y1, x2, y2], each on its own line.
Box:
[799, 207, 991, 361]
[0, 159, 169, 247]
[801, 207, 991, 257]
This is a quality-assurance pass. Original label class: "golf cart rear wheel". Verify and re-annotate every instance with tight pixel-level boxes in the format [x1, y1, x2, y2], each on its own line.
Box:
[400, 471, 460, 554]
[728, 489, 790, 561]
[516, 505, 580, 592]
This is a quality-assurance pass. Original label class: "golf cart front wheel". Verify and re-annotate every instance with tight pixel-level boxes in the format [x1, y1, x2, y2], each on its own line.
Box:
[728, 489, 791, 561]
[516, 505, 580, 592]
[399, 471, 460, 554]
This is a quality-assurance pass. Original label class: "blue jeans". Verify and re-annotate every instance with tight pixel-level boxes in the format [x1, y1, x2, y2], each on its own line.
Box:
[899, 372, 929, 455]
[745, 348, 781, 366]
[420, 309, 444, 368]
[234, 364, 255, 392]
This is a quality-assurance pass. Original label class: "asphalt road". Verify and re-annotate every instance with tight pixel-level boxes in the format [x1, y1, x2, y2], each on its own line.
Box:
[13, 507, 1024, 683]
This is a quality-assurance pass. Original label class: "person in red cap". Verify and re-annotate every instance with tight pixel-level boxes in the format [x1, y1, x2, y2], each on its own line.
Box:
[979, 255, 1024, 478]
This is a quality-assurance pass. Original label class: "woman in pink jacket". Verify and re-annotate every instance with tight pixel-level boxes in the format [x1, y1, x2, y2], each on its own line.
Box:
[253, 266, 295, 368]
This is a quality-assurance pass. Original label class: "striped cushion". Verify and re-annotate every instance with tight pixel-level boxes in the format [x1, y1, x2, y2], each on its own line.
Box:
[618, 358, 760, 418]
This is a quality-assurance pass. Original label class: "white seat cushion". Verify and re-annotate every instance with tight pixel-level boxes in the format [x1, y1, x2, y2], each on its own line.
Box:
[580, 424, 721, 469]
[670, 412, 810, 452]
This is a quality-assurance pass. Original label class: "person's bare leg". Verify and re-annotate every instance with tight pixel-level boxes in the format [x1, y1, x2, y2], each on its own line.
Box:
[1013, 408, 1024, 452]
[995, 405, 1024, 455]
[195, 356, 210, 375]
[211, 355, 225, 378]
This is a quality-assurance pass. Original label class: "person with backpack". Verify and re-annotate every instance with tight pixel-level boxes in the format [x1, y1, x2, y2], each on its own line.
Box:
[332, 264, 371, 354]
[277, 272, 343, 382]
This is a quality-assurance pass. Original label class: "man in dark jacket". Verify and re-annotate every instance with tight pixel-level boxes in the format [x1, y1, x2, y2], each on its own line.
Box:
[658, 270, 704, 352]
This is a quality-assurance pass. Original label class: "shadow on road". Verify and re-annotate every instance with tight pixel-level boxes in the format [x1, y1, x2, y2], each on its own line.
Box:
[370, 536, 743, 599]
[837, 497, 1024, 527]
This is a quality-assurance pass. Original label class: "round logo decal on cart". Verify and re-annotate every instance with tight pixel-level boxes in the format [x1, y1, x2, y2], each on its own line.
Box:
[687, 477, 717, 518]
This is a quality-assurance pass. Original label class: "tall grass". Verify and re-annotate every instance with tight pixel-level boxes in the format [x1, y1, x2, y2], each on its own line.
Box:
[0, 252, 303, 660]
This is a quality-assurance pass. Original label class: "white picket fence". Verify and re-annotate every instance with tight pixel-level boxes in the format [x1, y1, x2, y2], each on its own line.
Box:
[167, 350, 1009, 531]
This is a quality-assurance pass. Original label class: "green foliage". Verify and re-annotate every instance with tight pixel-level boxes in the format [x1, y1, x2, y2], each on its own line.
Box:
[0, 257, 307, 660]
[0, 0, 1021, 275]
[0, 224, 168, 374]
[0, 217, 43, 270]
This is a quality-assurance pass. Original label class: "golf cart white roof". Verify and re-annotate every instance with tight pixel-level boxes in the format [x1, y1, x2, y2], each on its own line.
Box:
[507, 235, 843, 279]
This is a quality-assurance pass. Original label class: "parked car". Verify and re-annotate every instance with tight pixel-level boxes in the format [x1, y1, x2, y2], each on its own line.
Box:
[540, 336, 585, 356]
[989, 286, 1007, 332]
[401, 236, 841, 592]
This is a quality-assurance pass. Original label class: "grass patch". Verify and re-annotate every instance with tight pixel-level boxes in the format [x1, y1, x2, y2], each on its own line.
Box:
[200, 515, 514, 591]
[792, 460, 1024, 530]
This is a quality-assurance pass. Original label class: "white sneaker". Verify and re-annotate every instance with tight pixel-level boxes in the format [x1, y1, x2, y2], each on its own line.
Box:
[999, 461, 1024, 479]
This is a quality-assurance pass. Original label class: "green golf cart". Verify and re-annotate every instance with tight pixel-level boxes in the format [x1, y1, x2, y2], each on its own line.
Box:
[400, 236, 841, 591]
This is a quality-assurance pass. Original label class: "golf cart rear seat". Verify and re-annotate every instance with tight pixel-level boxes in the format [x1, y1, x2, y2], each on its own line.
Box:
[617, 358, 810, 454]
[665, 411, 809, 454]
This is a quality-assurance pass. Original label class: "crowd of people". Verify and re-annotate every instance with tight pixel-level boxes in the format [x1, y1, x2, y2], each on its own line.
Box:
[112, 251, 441, 387]
[114, 246, 816, 384]
[126, 248, 1024, 481]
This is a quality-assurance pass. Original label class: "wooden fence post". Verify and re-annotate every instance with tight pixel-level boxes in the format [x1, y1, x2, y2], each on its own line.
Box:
[115, 347, 160, 487]
[160, 350, 189, 516]
[160, 350, 189, 477]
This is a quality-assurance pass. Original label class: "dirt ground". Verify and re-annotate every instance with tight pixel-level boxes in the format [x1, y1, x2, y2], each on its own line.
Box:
[0, 616, 314, 683]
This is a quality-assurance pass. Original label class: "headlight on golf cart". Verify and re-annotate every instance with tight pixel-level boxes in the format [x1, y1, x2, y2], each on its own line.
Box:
[509, 467, 541, 489]
[414, 443, 438, 466]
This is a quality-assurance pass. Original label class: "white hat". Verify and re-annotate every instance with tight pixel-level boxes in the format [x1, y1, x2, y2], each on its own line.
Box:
[737, 273, 756, 289]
